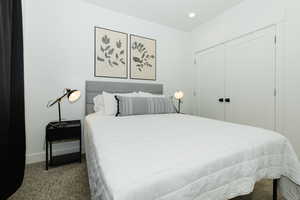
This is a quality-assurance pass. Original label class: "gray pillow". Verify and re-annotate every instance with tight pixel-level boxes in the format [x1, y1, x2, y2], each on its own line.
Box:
[115, 95, 176, 116]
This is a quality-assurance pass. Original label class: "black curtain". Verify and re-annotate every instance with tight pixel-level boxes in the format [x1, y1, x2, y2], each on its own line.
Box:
[0, 0, 26, 199]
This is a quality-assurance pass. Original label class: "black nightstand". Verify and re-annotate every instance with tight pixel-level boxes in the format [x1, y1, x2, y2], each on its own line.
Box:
[45, 120, 81, 170]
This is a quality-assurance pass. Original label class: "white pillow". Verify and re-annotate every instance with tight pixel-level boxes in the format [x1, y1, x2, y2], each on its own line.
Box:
[103, 91, 138, 116]
[93, 94, 105, 113]
[138, 91, 153, 97]
[138, 91, 165, 97]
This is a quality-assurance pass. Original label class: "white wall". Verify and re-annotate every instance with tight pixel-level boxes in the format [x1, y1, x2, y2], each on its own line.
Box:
[23, 0, 194, 163]
[192, 0, 285, 51]
[192, 0, 300, 158]
[284, 0, 300, 160]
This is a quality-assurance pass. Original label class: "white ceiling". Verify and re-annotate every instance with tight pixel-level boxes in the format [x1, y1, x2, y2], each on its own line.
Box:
[86, 0, 244, 31]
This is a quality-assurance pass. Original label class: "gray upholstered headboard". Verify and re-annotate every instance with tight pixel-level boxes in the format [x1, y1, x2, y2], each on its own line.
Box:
[85, 81, 163, 115]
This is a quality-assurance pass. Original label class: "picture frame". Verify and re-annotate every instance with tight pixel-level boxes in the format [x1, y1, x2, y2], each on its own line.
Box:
[130, 34, 156, 81]
[94, 27, 128, 79]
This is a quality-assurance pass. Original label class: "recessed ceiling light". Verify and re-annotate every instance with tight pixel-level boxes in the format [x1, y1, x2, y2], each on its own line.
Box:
[188, 12, 196, 18]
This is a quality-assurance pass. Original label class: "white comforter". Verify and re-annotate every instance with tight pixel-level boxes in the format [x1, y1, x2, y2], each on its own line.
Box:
[85, 113, 300, 200]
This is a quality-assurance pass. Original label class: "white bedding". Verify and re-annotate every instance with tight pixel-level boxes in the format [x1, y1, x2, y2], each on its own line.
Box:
[85, 113, 300, 200]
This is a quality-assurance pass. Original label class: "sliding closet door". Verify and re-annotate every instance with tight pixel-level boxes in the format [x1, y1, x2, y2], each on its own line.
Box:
[225, 27, 276, 130]
[196, 46, 225, 121]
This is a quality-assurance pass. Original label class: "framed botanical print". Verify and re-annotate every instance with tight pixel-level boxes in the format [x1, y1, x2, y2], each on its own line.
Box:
[94, 27, 128, 78]
[130, 34, 156, 80]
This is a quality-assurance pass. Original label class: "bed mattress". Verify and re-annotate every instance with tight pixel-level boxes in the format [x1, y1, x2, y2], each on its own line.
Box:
[84, 113, 300, 200]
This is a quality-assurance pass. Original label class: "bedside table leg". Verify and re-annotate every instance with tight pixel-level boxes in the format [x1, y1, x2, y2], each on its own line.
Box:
[79, 138, 82, 163]
[50, 141, 53, 165]
[46, 141, 48, 170]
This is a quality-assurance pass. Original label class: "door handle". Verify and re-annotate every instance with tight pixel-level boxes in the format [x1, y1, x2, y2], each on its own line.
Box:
[218, 98, 224, 103]
[225, 98, 230, 103]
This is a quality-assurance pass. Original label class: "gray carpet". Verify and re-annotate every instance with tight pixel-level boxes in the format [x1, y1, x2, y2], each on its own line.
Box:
[9, 160, 284, 200]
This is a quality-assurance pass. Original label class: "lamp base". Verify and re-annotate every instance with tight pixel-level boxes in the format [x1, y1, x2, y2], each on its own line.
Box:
[177, 99, 181, 113]
[49, 121, 68, 128]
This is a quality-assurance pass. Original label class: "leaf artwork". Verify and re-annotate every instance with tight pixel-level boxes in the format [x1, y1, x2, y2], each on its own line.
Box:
[133, 57, 142, 63]
[108, 48, 114, 55]
[116, 40, 122, 48]
[97, 56, 105, 62]
[104, 45, 110, 51]
[108, 60, 113, 67]
[104, 53, 110, 59]
[102, 35, 110, 44]
[131, 41, 155, 72]
[120, 58, 125, 64]
[97, 34, 126, 68]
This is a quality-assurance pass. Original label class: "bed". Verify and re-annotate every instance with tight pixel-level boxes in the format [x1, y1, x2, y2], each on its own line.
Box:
[84, 81, 300, 200]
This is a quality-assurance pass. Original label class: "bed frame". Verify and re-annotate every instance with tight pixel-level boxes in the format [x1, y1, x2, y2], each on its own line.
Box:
[85, 80, 279, 200]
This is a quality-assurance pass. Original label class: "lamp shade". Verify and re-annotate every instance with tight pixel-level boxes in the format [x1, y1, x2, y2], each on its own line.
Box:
[67, 90, 81, 103]
[174, 91, 184, 100]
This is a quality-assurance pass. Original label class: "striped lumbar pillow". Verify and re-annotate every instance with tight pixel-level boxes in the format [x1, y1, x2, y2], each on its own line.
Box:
[115, 96, 176, 116]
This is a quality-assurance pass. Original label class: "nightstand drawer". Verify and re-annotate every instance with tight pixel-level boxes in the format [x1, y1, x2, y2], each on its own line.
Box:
[46, 127, 81, 141]
[46, 120, 81, 141]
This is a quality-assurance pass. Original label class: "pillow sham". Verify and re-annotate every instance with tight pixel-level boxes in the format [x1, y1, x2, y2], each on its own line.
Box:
[138, 91, 165, 97]
[115, 96, 176, 116]
[103, 91, 138, 116]
[93, 94, 105, 113]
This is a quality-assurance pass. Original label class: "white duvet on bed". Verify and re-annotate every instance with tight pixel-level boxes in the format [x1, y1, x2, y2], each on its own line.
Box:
[85, 113, 300, 200]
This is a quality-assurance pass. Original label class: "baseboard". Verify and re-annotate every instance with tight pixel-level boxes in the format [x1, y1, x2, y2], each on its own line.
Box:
[26, 146, 81, 164]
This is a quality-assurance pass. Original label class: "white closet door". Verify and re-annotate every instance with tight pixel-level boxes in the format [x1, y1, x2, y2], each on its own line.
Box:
[225, 27, 276, 130]
[196, 46, 225, 121]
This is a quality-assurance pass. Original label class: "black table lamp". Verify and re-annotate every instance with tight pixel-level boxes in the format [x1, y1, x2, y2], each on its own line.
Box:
[174, 91, 184, 113]
[47, 88, 81, 127]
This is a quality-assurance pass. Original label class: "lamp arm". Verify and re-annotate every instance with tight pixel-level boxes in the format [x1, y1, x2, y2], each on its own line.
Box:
[47, 90, 70, 107]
